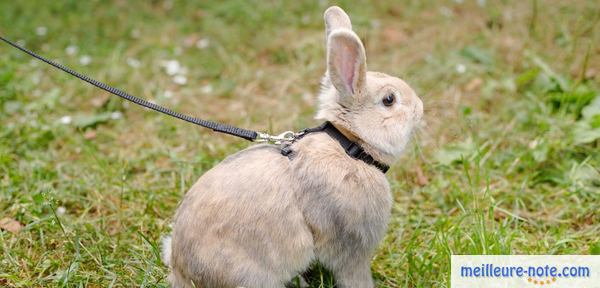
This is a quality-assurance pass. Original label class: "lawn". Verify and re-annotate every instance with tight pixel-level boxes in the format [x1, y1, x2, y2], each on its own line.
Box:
[1, 0, 599, 287]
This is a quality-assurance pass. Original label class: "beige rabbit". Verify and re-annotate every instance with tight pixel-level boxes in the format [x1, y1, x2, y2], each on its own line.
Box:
[162, 6, 423, 288]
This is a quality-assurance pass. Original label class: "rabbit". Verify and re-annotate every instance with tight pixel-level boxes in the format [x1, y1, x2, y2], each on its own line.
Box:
[162, 6, 423, 288]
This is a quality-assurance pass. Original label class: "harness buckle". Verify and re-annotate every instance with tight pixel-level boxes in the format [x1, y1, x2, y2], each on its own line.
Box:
[255, 131, 301, 144]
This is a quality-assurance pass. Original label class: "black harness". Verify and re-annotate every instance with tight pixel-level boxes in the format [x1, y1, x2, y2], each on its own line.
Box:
[281, 122, 389, 173]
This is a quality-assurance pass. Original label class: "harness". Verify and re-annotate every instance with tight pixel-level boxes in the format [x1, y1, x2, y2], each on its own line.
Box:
[282, 122, 389, 173]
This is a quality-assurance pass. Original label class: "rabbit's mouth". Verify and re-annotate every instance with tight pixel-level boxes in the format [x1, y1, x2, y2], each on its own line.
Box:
[351, 119, 418, 164]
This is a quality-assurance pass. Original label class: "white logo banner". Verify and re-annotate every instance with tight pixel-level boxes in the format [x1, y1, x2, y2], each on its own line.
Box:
[451, 255, 599, 288]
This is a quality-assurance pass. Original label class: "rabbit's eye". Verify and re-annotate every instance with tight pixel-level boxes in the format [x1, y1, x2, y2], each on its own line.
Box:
[382, 93, 396, 106]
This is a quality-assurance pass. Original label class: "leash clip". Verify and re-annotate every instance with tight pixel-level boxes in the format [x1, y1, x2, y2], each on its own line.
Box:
[255, 131, 301, 144]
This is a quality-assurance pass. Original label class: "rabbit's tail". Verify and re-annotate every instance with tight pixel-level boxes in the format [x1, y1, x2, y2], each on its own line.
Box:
[161, 235, 172, 267]
[162, 235, 197, 288]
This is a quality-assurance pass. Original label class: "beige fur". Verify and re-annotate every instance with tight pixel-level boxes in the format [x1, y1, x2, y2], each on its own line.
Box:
[163, 6, 423, 288]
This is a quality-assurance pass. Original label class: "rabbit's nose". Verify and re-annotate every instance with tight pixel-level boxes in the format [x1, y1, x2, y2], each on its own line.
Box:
[413, 99, 424, 121]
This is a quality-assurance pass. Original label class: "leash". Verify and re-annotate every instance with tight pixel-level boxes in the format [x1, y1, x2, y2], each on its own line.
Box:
[1, 36, 389, 173]
[0, 35, 297, 143]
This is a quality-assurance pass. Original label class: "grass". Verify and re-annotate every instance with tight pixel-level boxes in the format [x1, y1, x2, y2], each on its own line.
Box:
[1, 0, 599, 287]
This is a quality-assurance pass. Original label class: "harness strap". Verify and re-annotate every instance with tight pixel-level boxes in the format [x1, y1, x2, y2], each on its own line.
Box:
[283, 122, 390, 173]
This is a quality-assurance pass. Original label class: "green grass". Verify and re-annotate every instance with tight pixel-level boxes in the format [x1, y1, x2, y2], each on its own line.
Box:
[1, 0, 599, 287]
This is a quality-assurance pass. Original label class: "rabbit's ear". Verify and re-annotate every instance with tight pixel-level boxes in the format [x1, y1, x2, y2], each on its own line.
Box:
[327, 29, 367, 98]
[324, 6, 352, 39]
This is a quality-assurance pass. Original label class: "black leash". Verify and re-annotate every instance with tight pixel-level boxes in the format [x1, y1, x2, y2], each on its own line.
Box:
[0, 35, 269, 142]
[0, 36, 389, 173]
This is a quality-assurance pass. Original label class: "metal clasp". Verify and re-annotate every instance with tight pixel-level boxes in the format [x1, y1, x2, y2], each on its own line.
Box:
[254, 131, 301, 144]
